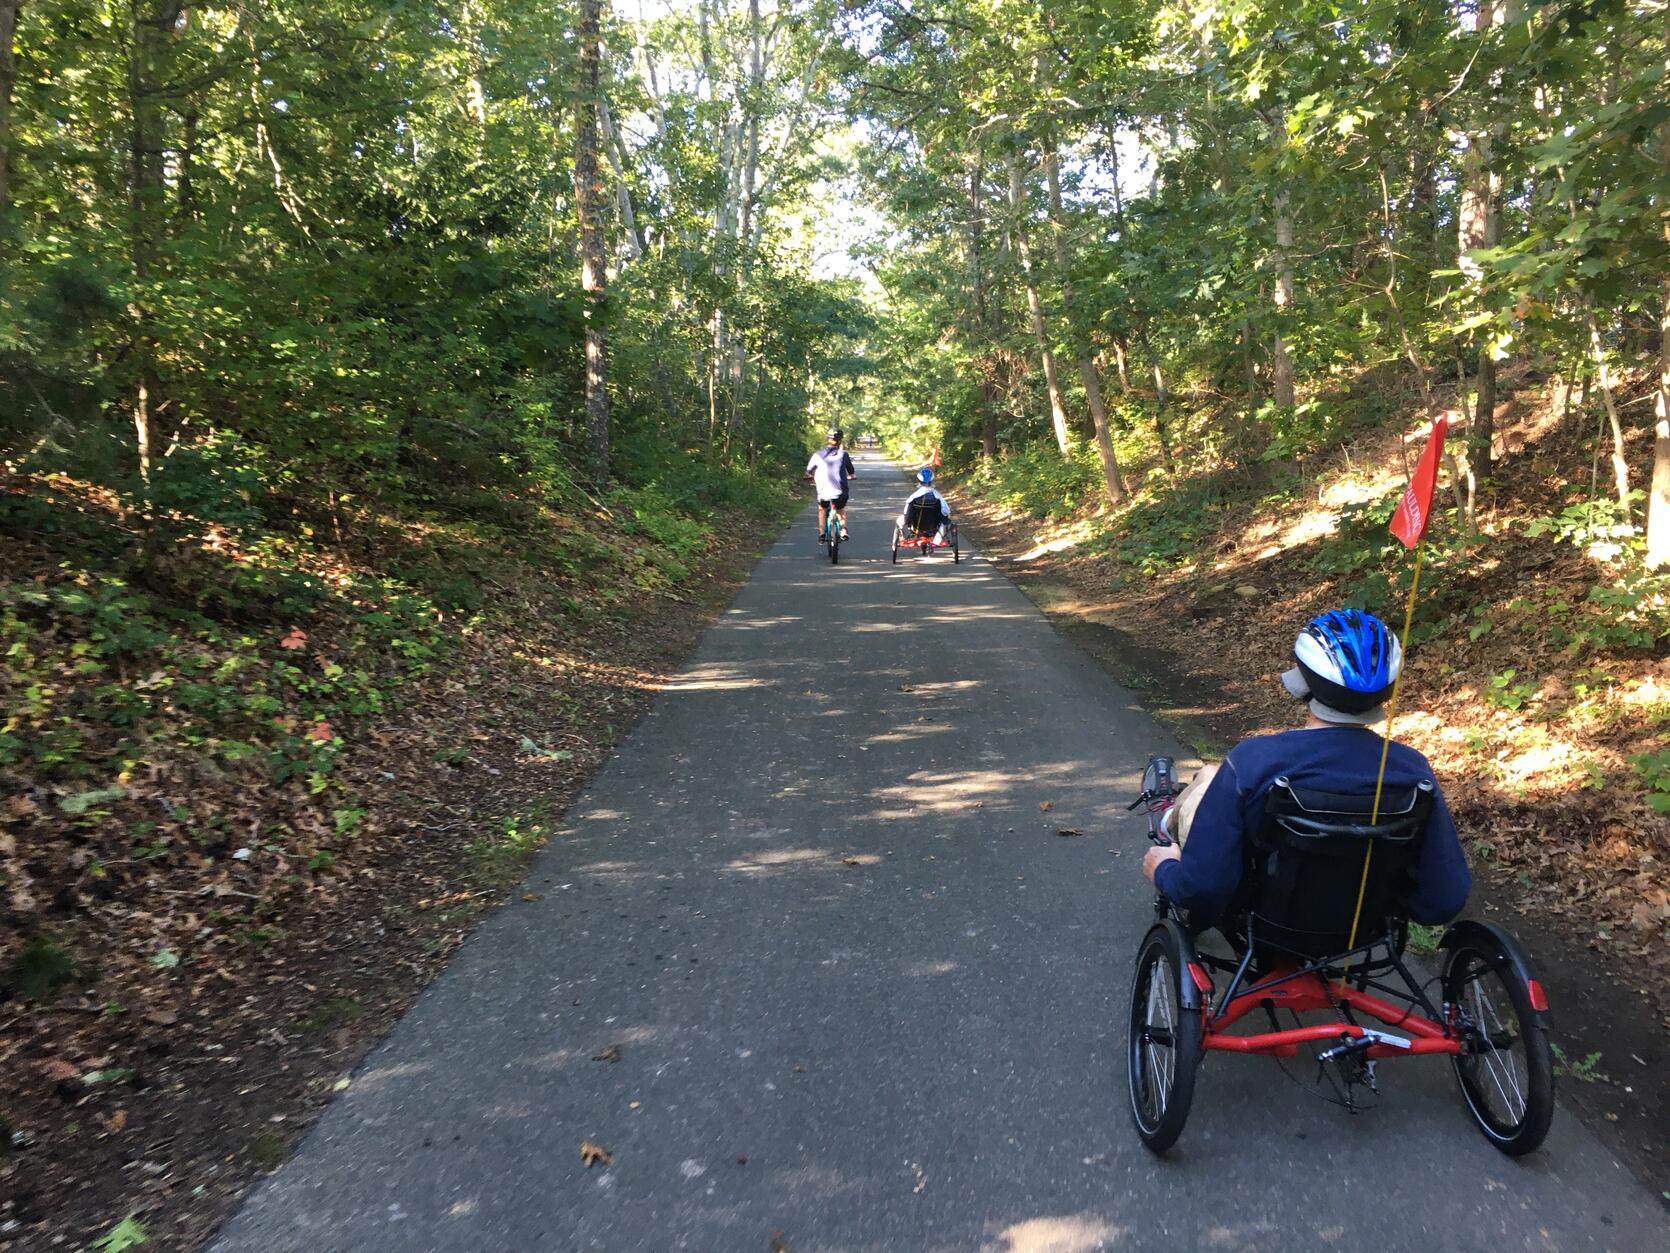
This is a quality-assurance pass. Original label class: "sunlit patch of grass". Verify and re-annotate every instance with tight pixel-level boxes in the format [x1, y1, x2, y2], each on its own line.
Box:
[467, 805, 555, 889]
[1405, 922, 1444, 955]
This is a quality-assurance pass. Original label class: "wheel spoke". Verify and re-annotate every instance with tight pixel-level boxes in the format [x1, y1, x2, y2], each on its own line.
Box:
[1463, 962, 1526, 1125]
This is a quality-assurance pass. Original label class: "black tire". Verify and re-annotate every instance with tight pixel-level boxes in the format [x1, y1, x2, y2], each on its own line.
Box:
[1127, 924, 1203, 1154]
[953, 528, 960, 564]
[891, 528, 899, 564]
[829, 530, 840, 564]
[1443, 932, 1555, 1156]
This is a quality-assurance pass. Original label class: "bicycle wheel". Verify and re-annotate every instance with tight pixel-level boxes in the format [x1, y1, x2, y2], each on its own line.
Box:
[829, 527, 840, 564]
[891, 526, 899, 564]
[952, 528, 960, 564]
[1127, 923, 1202, 1153]
[1443, 931, 1554, 1156]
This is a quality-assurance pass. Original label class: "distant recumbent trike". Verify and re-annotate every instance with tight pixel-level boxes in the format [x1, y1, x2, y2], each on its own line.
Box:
[1125, 755, 1555, 1156]
[892, 496, 959, 565]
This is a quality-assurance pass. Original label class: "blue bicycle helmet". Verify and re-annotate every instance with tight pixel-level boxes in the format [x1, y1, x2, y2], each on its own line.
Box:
[917, 467, 934, 484]
[1281, 609, 1401, 722]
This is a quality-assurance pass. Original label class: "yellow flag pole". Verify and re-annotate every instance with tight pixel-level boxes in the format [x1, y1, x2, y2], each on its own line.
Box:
[1338, 541, 1426, 990]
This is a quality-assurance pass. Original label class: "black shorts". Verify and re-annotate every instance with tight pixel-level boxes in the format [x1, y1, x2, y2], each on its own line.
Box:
[819, 492, 850, 510]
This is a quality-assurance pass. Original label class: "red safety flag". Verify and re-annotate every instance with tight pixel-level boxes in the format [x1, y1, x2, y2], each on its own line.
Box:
[1389, 413, 1450, 549]
[930, 445, 942, 468]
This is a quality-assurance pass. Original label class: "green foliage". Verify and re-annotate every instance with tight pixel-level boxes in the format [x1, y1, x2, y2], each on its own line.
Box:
[5, 935, 79, 1001]
[1483, 669, 1538, 713]
[93, 1217, 149, 1253]
[969, 442, 1103, 522]
[1525, 493, 1644, 562]
[1405, 923, 1444, 956]
[1551, 1045, 1607, 1084]
[1629, 751, 1670, 816]
[468, 807, 554, 888]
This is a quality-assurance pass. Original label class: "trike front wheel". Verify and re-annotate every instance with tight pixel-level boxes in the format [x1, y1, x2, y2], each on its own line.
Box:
[1443, 929, 1554, 1156]
[1127, 923, 1202, 1154]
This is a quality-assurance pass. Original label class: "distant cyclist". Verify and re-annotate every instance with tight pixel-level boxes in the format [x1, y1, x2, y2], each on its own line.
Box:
[805, 428, 856, 543]
[897, 467, 951, 542]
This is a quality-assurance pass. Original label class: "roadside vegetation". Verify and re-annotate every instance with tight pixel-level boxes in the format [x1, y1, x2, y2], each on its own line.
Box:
[2, 0, 853, 1245]
[848, 0, 1669, 958]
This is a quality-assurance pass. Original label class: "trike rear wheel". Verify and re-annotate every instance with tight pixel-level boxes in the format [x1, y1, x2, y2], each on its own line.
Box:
[1443, 931, 1554, 1156]
[1127, 923, 1202, 1153]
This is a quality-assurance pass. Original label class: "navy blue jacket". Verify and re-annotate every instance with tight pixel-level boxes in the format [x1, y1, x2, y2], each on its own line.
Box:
[1153, 726, 1471, 925]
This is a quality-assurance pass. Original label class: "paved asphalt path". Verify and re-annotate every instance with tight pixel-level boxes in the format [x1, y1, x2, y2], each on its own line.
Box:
[215, 455, 1664, 1252]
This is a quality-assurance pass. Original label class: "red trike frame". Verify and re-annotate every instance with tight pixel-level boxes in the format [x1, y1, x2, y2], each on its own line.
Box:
[898, 534, 951, 551]
[1193, 961, 1467, 1059]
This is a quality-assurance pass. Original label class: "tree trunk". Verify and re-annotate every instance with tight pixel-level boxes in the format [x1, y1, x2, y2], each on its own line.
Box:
[1136, 325, 1174, 473]
[1458, 0, 1514, 512]
[968, 157, 999, 460]
[1270, 184, 1296, 408]
[0, 0, 21, 214]
[575, 0, 610, 480]
[1586, 309, 1631, 513]
[598, 99, 644, 259]
[1042, 136, 1126, 505]
[1649, 109, 1670, 569]
[459, 0, 488, 127]
[1007, 152, 1072, 458]
[128, 0, 176, 490]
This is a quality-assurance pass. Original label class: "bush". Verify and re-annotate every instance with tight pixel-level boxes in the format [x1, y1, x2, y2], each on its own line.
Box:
[970, 440, 1102, 521]
[143, 431, 269, 530]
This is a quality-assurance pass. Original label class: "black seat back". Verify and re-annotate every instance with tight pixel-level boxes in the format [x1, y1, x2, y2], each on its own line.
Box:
[904, 495, 944, 536]
[1243, 778, 1432, 958]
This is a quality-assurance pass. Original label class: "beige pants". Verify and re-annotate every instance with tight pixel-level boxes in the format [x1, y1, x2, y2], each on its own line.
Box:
[1168, 762, 1221, 847]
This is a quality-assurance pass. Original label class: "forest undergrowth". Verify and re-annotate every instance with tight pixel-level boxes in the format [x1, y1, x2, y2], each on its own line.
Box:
[0, 467, 796, 1251]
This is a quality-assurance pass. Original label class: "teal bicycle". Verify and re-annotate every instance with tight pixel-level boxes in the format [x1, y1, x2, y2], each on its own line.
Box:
[820, 502, 843, 564]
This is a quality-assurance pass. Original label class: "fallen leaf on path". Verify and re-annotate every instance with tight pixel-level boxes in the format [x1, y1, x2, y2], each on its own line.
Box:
[101, 1108, 128, 1133]
[770, 1231, 791, 1253]
[1056, 827, 1085, 838]
[841, 857, 860, 866]
[1039, 801, 1053, 812]
[41, 1058, 79, 1083]
[592, 1045, 623, 1063]
[580, 1139, 613, 1167]
[522, 893, 540, 902]
[279, 627, 308, 650]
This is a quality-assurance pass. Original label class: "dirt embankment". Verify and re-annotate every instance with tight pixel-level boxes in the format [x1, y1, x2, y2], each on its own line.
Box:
[952, 407, 1668, 1205]
[0, 485, 791, 1252]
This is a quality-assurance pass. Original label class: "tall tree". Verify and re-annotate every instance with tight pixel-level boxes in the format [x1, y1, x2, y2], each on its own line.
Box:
[1008, 150, 1074, 459]
[1650, 102, 1670, 570]
[576, 0, 611, 479]
[0, 0, 19, 215]
[1041, 135, 1127, 503]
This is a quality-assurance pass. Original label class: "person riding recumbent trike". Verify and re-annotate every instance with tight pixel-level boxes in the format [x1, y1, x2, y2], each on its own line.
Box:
[1125, 754, 1555, 1156]
[892, 473, 959, 565]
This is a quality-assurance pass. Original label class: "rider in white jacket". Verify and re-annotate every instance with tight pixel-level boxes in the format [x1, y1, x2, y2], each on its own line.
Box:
[898, 468, 951, 541]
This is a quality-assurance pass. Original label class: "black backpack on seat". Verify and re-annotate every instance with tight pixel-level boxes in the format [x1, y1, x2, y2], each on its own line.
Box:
[903, 495, 945, 537]
[1235, 777, 1433, 960]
